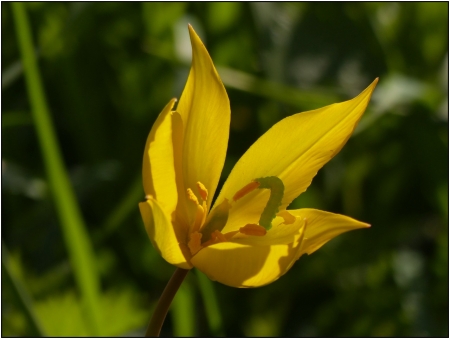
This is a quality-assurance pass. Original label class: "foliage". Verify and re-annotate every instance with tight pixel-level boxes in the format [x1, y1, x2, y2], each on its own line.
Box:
[2, 2, 448, 336]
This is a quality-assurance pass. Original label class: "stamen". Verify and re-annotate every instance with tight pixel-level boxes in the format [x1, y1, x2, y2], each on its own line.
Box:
[202, 230, 227, 248]
[277, 210, 296, 224]
[201, 200, 207, 226]
[188, 232, 203, 255]
[223, 230, 239, 241]
[196, 182, 208, 201]
[192, 204, 205, 233]
[211, 230, 227, 242]
[233, 181, 260, 201]
[200, 199, 231, 242]
[187, 188, 199, 204]
[239, 224, 267, 236]
[145, 194, 153, 200]
[187, 187, 206, 233]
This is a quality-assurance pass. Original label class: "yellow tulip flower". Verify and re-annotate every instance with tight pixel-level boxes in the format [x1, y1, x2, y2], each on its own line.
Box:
[139, 25, 378, 288]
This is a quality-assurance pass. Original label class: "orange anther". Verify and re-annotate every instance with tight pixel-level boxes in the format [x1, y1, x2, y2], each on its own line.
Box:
[233, 181, 260, 201]
[196, 182, 208, 201]
[187, 188, 199, 204]
[239, 224, 267, 236]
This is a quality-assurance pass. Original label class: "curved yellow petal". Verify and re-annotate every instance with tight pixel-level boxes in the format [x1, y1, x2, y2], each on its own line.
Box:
[191, 218, 305, 287]
[139, 199, 193, 269]
[142, 99, 179, 214]
[289, 208, 370, 255]
[177, 25, 230, 220]
[217, 79, 378, 233]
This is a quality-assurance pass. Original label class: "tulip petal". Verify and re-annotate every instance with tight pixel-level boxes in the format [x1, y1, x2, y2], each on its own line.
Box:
[191, 218, 305, 287]
[139, 199, 192, 269]
[217, 79, 378, 233]
[176, 25, 230, 219]
[142, 99, 179, 214]
[289, 208, 370, 255]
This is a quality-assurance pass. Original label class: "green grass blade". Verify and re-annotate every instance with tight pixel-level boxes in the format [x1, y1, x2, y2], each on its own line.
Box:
[11, 3, 102, 335]
[216, 66, 341, 108]
[171, 280, 195, 336]
[195, 269, 224, 336]
[94, 174, 143, 243]
[2, 244, 46, 337]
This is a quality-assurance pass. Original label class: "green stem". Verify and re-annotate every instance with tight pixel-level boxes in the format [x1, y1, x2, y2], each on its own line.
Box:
[195, 270, 224, 336]
[146, 268, 190, 337]
[11, 3, 102, 335]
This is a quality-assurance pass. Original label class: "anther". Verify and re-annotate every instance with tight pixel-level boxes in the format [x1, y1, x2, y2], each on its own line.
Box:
[239, 224, 267, 236]
[145, 194, 153, 200]
[196, 182, 208, 201]
[233, 181, 260, 201]
[187, 188, 199, 204]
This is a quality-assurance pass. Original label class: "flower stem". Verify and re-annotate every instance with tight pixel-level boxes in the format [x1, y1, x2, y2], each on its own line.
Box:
[146, 268, 190, 337]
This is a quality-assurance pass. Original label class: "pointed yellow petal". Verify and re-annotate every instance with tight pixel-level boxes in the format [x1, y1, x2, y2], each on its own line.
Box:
[142, 99, 179, 214]
[289, 208, 370, 255]
[217, 79, 378, 233]
[176, 25, 230, 218]
[139, 199, 193, 269]
[191, 218, 305, 287]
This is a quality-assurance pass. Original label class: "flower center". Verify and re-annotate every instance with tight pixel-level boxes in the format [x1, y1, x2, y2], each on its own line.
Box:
[187, 176, 292, 255]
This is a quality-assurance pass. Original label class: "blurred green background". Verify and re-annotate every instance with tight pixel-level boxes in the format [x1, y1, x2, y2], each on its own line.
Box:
[2, 2, 448, 337]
